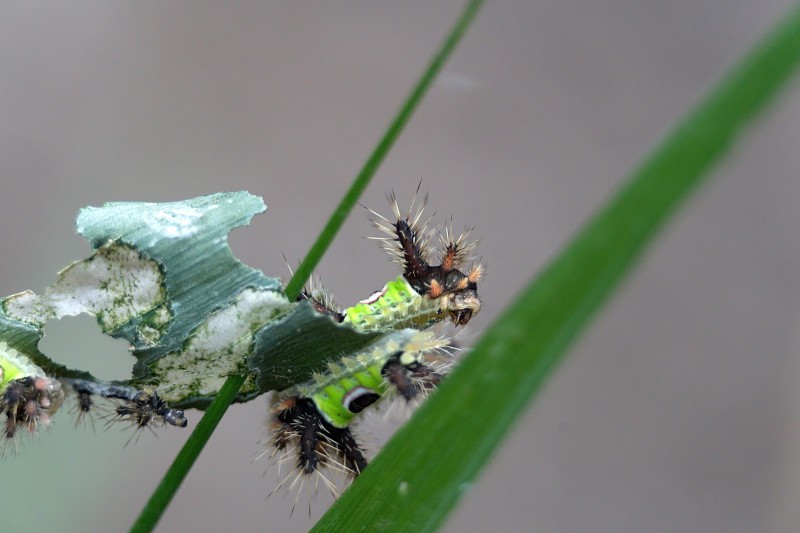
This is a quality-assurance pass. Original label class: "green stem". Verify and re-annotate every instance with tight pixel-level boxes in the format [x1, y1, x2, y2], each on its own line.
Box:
[129, 374, 246, 533]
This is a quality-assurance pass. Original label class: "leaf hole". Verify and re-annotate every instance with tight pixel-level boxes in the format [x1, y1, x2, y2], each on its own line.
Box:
[39, 314, 136, 382]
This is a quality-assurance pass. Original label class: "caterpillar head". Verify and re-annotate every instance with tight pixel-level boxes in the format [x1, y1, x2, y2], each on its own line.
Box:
[425, 260, 484, 326]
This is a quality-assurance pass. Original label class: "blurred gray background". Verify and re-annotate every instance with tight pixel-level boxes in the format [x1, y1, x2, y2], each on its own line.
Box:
[2, 2, 800, 532]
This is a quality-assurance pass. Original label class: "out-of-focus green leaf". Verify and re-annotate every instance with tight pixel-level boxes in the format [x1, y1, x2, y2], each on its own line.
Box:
[312, 5, 800, 532]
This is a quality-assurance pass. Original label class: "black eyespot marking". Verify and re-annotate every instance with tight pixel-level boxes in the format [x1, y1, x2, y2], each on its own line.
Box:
[342, 387, 380, 413]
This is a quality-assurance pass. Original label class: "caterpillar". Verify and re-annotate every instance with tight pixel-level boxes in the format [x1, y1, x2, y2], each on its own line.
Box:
[0, 190, 483, 493]
[269, 192, 483, 488]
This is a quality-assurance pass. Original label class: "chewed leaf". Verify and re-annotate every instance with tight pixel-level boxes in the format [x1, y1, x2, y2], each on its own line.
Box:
[75, 191, 283, 352]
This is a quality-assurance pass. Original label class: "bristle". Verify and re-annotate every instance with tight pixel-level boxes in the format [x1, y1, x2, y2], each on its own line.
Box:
[468, 262, 485, 284]
[72, 389, 97, 430]
[428, 279, 444, 298]
[367, 189, 433, 276]
[286, 258, 343, 319]
[438, 222, 479, 271]
[303, 274, 341, 318]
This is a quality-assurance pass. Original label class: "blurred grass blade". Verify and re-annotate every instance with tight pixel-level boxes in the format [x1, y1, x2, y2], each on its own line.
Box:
[129, 1, 485, 532]
[313, 6, 800, 532]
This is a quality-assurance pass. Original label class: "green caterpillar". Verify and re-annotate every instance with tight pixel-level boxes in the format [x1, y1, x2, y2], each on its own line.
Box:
[269, 194, 482, 483]
[0, 190, 483, 488]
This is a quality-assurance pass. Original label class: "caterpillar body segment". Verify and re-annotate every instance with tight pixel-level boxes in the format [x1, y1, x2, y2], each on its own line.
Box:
[267, 330, 452, 487]
[266, 190, 483, 491]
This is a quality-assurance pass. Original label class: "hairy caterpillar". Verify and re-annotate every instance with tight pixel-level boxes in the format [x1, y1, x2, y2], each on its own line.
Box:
[268, 191, 483, 489]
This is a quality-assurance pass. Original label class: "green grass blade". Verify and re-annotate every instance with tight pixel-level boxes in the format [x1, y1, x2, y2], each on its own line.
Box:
[312, 6, 800, 532]
[129, 374, 245, 533]
[129, 1, 485, 531]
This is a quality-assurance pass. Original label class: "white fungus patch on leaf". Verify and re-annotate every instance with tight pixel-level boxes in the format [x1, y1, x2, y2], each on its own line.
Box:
[152, 287, 290, 402]
[136, 304, 173, 346]
[3, 244, 165, 332]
